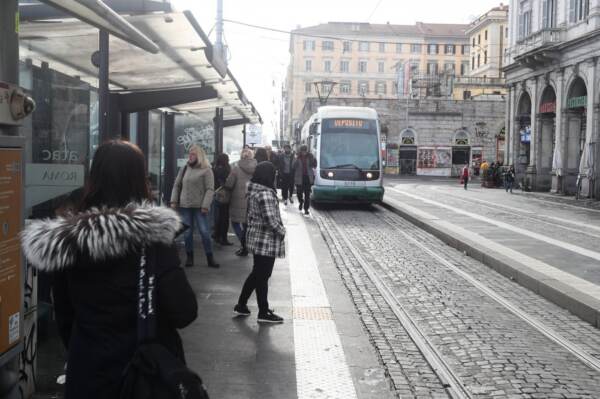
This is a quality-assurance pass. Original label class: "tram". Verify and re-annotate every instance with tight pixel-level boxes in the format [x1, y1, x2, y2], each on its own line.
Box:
[300, 106, 384, 204]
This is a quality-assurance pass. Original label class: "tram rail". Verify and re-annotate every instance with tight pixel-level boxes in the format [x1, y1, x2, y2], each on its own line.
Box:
[316, 205, 600, 398]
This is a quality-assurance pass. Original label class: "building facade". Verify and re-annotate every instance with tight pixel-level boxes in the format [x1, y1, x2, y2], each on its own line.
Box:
[301, 97, 506, 177]
[467, 4, 510, 80]
[285, 21, 471, 140]
[505, 0, 599, 198]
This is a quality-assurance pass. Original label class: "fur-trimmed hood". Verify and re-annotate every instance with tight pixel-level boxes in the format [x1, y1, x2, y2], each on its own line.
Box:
[21, 203, 182, 272]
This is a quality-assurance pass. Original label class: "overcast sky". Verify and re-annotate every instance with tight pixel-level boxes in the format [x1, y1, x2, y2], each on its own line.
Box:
[172, 0, 506, 143]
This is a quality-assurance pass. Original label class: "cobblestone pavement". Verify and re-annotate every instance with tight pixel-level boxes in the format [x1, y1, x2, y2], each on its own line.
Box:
[387, 184, 600, 253]
[315, 205, 600, 398]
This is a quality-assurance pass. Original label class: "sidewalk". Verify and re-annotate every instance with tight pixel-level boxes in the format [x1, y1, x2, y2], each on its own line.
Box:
[179, 206, 392, 399]
[383, 181, 600, 328]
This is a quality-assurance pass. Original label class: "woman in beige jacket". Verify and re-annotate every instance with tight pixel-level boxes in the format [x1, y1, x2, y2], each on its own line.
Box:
[171, 145, 219, 268]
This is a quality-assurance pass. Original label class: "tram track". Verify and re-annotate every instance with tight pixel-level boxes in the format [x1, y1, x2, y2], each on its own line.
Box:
[315, 205, 600, 398]
[318, 214, 471, 399]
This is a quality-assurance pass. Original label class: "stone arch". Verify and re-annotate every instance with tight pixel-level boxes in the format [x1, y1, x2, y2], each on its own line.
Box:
[537, 85, 557, 189]
[515, 91, 532, 172]
[563, 76, 587, 193]
[400, 128, 417, 145]
[453, 129, 470, 146]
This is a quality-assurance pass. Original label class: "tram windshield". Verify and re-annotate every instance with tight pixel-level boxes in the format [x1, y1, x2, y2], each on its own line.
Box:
[320, 118, 380, 170]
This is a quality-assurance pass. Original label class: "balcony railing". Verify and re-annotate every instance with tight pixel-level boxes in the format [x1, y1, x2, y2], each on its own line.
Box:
[453, 76, 505, 86]
[506, 28, 565, 63]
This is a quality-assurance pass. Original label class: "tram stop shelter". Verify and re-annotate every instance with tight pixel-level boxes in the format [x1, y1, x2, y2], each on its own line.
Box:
[19, 1, 261, 201]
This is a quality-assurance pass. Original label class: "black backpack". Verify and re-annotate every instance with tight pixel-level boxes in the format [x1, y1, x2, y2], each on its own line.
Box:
[120, 246, 209, 399]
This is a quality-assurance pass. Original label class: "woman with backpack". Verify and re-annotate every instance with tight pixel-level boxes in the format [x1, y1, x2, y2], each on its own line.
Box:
[21, 140, 198, 399]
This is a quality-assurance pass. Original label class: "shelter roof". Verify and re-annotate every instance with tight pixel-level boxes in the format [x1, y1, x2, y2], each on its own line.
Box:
[19, 10, 261, 124]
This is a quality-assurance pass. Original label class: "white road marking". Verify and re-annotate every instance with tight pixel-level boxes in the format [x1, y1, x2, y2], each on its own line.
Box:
[388, 187, 600, 263]
[384, 196, 600, 300]
[425, 186, 600, 237]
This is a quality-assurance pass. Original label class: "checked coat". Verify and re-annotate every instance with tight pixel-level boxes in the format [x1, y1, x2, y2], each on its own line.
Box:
[245, 182, 286, 258]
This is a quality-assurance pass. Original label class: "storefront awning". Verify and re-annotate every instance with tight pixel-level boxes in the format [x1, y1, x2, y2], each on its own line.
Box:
[19, 10, 262, 124]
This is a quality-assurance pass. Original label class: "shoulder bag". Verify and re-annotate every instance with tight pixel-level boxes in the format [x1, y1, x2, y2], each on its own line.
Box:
[119, 246, 209, 399]
[173, 165, 188, 207]
[214, 186, 231, 204]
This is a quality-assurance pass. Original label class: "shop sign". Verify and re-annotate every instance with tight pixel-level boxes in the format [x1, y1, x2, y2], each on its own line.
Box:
[567, 96, 587, 109]
[539, 101, 556, 114]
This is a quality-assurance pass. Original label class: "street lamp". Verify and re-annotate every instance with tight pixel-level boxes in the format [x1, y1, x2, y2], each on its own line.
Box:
[314, 80, 338, 106]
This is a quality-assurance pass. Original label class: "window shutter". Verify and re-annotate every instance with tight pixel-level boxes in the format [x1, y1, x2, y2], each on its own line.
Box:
[518, 13, 524, 39]
[542, 0, 548, 29]
[569, 0, 576, 22]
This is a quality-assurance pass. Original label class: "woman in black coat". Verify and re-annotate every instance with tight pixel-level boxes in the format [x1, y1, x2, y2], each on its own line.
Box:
[213, 153, 232, 245]
[21, 140, 198, 399]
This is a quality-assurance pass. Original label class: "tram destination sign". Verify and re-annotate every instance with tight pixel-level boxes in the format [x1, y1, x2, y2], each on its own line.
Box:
[324, 118, 375, 131]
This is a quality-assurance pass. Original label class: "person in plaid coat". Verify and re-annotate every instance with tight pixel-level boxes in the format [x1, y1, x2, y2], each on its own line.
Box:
[233, 162, 286, 323]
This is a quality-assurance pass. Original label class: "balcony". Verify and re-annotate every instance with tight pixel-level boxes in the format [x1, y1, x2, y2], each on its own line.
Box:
[506, 28, 564, 67]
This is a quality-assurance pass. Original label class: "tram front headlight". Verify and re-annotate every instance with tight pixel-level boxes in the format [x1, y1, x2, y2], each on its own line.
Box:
[327, 171, 335, 178]
[366, 172, 373, 179]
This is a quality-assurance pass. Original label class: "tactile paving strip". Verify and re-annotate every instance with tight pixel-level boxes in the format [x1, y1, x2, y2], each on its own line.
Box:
[293, 306, 333, 320]
[286, 208, 358, 399]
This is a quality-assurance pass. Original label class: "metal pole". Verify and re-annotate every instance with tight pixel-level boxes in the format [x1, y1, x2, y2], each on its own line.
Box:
[98, 29, 110, 143]
[215, 0, 224, 60]
[0, 0, 19, 136]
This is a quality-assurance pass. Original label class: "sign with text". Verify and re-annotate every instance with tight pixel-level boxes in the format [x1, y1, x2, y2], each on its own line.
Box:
[0, 148, 23, 356]
[246, 124, 262, 145]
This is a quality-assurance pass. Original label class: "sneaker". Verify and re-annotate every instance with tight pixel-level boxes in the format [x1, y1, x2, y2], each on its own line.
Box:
[235, 248, 249, 257]
[258, 310, 284, 324]
[284, 200, 288, 205]
[289, 198, 294, 204]
[298, 202, 303, 211]
[233, 304, 251, 316]
[304, 210, 309, 215]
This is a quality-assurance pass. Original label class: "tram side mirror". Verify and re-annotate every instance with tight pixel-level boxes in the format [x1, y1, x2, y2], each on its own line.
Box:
[309, 122, 319, 136]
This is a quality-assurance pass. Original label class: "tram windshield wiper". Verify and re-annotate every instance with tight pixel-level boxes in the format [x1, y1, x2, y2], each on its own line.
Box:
[330, 163, 363, 172]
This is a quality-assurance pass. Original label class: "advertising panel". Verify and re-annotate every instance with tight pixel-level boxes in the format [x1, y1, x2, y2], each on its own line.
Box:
[0, 148, 23, 356]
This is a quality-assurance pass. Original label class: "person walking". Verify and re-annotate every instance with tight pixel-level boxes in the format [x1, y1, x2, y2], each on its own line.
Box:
[462, 164, 470, 190]
[171, 145, 219, 268]
[213, 153, 232, 245]
[505, 165, 516, 193]
[225, 148, 257, 257]
[254, 147, 269, 164]
[293, 145, 317, 215]
[278, 144, 295, 205]
[21, 140, 198, 399]
[233, 162, 286, 323]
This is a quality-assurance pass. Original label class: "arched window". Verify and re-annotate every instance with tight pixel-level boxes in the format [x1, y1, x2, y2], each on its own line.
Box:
[454, 130, 470, 146]
[400, 128, 417, 145]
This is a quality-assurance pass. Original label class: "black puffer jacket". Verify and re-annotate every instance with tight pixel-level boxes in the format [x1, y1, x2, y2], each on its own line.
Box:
[21, 203, 198, 399]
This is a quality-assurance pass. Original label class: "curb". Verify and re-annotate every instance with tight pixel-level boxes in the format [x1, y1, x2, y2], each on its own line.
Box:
[380, 200, 600, 329]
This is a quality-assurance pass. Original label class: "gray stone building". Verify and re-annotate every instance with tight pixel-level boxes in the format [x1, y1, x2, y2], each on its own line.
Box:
[505, 0, 599, 198]
[300, 97, 506, 177]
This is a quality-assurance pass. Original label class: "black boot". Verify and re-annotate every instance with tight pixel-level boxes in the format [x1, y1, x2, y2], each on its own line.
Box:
[207, 254, 220, 268]
[185, 252, 194, 267]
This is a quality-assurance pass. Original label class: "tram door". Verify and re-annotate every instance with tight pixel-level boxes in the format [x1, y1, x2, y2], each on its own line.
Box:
[399, 146, 417, 175]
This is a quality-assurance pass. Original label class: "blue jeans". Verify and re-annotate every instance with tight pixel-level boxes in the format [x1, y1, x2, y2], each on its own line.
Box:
[180, 207, 213, 255]
[232, 222, 246, 247]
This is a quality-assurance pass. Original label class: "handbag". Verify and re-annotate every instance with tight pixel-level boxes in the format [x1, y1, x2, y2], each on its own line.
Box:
[172, 165, 188, 206]
[214, 186, 231, 204]
[119, 246, 209, 399]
